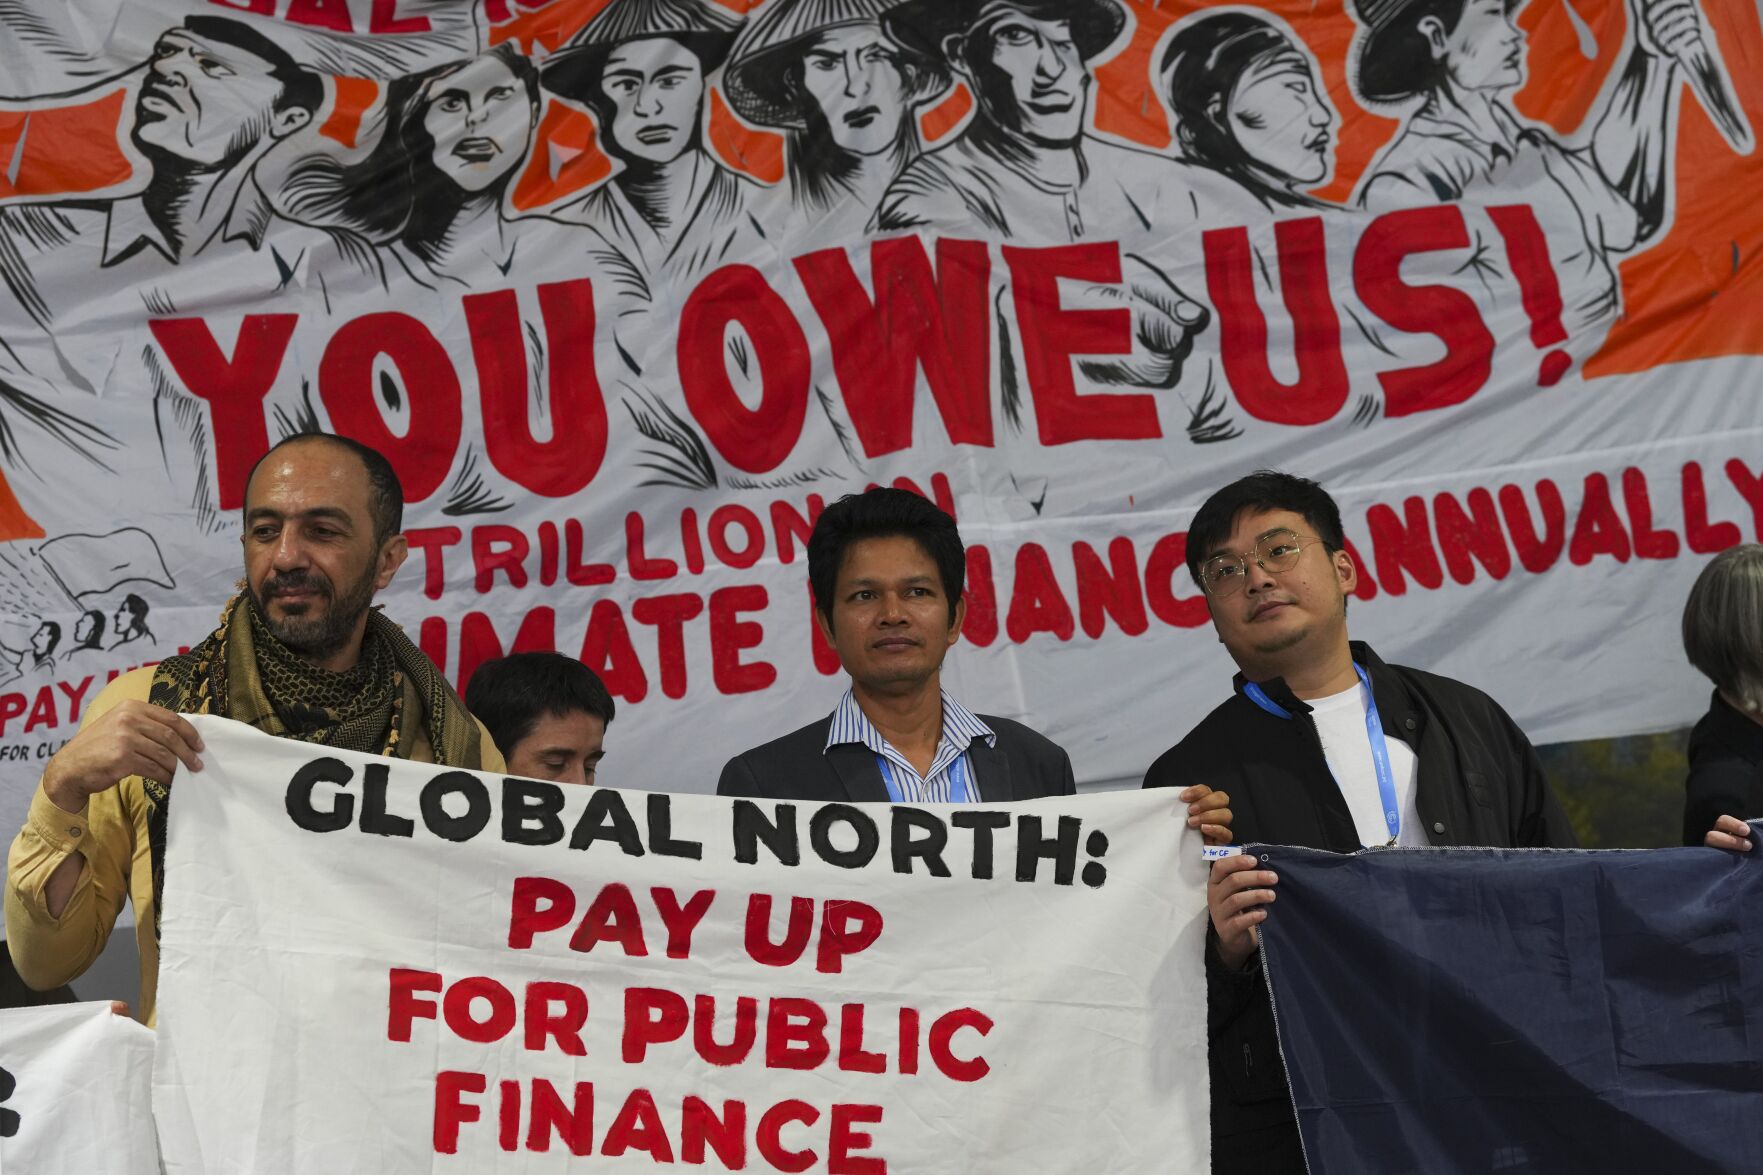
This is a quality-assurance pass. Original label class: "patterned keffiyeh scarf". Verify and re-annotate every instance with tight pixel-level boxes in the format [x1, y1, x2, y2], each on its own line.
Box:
[141, 593, 485, 936]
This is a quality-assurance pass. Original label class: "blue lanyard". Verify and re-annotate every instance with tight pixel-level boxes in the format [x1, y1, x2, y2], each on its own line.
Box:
[877, 748, 973, 803]
[1244, 664, 1400, 846]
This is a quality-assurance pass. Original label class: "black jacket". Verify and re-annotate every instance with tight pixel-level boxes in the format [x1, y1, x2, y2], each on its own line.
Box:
[718, 713, 1076, 802]
[1143, 642, 1575, 1161]
[1682, 690, 1763, 845]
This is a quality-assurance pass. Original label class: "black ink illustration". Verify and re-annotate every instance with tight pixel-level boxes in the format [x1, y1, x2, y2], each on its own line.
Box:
[110, 592, 154, 651]
[443, 447, 516, 516]
[285, 44, 542, 290]
[873, 0, 1211, 396]
[29, 618, 58, 671]
[623, 384, 720, 491]
[724, 0, 950, 235]
[72, 608, 105, 652]
[39, 527, 177, 603]
[1349, 0, 1746, 333]
[542, 0, 757, 284]
[1160, 10, 1339, 211]
[874, 0, 1144, 241]
[1, 17, 324, 333]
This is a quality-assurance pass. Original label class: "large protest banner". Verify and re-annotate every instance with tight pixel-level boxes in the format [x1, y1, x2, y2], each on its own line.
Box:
[0, 0, 1760, 846]
[1257, 834, 1763, 1171]
[150, 716, 1211, 1172]
[0, 1001, 160, 1174]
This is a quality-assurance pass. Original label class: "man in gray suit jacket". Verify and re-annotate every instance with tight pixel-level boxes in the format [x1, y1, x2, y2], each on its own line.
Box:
[717, 488, 1230, 838]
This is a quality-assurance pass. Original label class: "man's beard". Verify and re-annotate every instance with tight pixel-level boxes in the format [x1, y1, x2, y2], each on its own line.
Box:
[251, 565, 377, 660]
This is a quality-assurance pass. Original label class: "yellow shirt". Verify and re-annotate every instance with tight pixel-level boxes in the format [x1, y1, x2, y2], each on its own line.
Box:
[4, 666, 504, 1025]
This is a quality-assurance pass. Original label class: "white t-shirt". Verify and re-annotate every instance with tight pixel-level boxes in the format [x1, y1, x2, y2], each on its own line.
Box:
[1308, 683, 1424, 848]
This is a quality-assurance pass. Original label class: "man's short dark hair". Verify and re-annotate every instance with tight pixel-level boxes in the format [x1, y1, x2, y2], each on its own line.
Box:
[184, 15, 324, 114]
[244, 433, 404, 546]
[1185, 469, 1346, 588]
[465, 652, 617, 757]
[808, 488, 965, 625]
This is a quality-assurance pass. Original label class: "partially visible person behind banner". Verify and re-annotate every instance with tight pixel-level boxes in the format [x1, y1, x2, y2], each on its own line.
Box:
[719, 487, 1233, 840]
[464, 652, 615, 786]
[1680, 543, 1762, 852]
[1143, 468, 1574, 1171]
[3, 433, 504, 1025]
[281, 43, 542, 291]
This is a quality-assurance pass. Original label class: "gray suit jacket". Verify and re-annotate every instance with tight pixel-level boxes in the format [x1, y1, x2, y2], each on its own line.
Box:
[716, 713, 1077, 802]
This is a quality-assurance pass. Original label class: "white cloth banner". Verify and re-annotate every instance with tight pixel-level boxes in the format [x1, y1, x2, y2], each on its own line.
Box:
[152, 716, 1211, 1173]
[0, 1001, 159, 1174]
[1, 0, 1761, 843]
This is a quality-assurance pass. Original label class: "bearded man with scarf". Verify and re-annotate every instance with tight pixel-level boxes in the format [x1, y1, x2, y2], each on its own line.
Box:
[4, 434, 503, 1024]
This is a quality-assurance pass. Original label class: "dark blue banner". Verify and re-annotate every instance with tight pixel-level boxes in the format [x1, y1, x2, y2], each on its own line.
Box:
[1257, 828, 1763, 1173]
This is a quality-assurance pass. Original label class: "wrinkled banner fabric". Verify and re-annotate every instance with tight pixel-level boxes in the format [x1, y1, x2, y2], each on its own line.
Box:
[1256, 834, 1763, 1173]
[151, 716, 1210, 1173]
[1, 0, 1762, 841]
[0, 1002, 160, 1175]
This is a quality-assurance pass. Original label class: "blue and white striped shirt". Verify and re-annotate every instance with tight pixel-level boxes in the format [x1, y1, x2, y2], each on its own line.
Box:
[825, 689, 996, 804]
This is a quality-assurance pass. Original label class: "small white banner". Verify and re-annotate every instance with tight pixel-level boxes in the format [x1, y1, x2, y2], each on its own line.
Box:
[0, 1001, 159, 1175]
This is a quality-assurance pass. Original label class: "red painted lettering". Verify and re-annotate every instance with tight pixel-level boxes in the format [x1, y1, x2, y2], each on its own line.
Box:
[1621, 467, 1679, 559]
[709, 585, 775, 694]
[148, 315, 296, 509]
[1005, 542, 1075, 643]
[406, 525, 462, 600]
[1433, 488, 1511, 584]
[1367, 497, 1444, 595]
[318, 312, 461, 502]
[679, 265, 810, 473]
[467, 281, 608, 497]
[1006, 243, 1157, 443]
[386, 967, 441, 1042]
[523, 982, 588, 1057]
[765, 998, 830, 1070]
[1205, 217, 1347, 425]
[433, 1070, 486, 1154]
[472, 524, 529, 593]
[1499, 480, 1567, 573]
[796, 236, 993, 456]
[631, 593, 703, 700]
[1683, 461, 1740, 553]
[458, 607, 556, 697]
[1355, 206, 1494, 416]
[580, 600, 648, 702]
[1568, 473, 1632, 565]
[621, 986, 690, 1064]
[1073, 536, 1149, 638]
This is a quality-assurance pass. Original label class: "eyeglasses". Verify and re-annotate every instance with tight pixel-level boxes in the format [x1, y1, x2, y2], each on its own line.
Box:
[1198, 530, 1323, 598]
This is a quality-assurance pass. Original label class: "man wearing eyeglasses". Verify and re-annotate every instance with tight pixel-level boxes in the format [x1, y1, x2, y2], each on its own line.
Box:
[1143, 468, 1574, 1170]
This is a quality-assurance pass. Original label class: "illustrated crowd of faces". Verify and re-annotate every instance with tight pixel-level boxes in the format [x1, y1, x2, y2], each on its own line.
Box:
[116, 0, 1588, 272]
[9, 0, 1722, 345]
